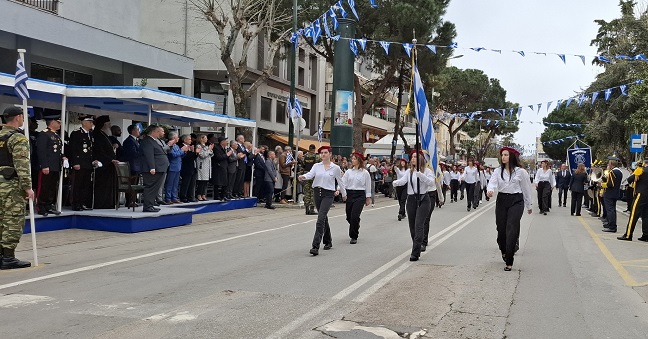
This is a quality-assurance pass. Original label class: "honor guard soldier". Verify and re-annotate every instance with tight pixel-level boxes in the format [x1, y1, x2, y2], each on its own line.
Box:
[618, 160, 648, 241]
[302, 144, 320, 215]
[68, 115, 95, 211]
[36, 112, 65, 216]
[0, 107, 34, 269]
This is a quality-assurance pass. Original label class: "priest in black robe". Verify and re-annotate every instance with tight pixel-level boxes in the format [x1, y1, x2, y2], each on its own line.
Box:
[91, 115, 118, 209]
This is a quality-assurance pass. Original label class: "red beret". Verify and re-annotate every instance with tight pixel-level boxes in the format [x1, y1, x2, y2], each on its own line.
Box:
[351, 152, 365, 160]
[410, 149, 423, 156]
[500, 146, 520, 157]
[318, 145, 332, 153]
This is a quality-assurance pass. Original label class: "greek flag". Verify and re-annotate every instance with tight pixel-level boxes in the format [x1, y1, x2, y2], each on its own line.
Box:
[317, 121, 323, 142]
[15, 58, 29, 101]
[285, 150, 294, 165]
[412, 63, 440, 179]
[292, 98, 303, 118]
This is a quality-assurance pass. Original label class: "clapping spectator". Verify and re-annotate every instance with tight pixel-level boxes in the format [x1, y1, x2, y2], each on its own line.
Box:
[164, 131, 187, 204]
[195, 134, 213, 201]
[178, 134, 196, 202]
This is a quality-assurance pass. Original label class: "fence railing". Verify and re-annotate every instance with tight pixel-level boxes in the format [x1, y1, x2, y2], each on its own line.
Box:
[14, 0, 59, 14]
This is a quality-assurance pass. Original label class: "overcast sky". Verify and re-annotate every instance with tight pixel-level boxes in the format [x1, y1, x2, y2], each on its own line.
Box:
[443, 0, 624, 153]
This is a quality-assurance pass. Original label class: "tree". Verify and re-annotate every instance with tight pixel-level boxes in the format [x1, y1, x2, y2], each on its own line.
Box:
[540, 104, 587, 160]
[188, 0, 292, 121]
[290, 0, 456, 152]
[434, 67, 510, 156]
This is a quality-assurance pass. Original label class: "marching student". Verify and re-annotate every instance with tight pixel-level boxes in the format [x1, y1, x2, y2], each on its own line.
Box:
[392, 152, 435, 262]
[487, 147, 533, 272]
[450, 165, 460, 202]
[298, 146, 346, 256]
[464, 159, 479, 211]
[394, 158, 409, 220]
[340, 152, 372, 244]
[533, 160, 555, 215]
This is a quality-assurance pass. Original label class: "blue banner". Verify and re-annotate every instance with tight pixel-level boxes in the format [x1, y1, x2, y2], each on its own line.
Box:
[567, 148, 592, 174]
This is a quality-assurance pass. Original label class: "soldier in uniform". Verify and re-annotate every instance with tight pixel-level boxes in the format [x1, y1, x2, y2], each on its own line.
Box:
[36, 112, 65, 216]
[0, 107, 34, 269]
[302, 144, 321, 215]
[618, 160, 648, 241]
[68, 116, 95, 211]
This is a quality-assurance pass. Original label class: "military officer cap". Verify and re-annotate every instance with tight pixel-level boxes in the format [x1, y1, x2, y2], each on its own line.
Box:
[43, 110, 61, 121]
[309, 144, 316, 150]
[2, 106, 23, 117]
[79, 115, 94, 122]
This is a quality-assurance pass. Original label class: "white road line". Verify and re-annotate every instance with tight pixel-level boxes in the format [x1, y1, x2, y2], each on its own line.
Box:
[268, 202, 495, 338]
[0, 204, 398, 292]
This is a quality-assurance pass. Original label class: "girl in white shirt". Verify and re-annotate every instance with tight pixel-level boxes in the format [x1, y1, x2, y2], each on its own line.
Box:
[533, 160, 555, 215]
[450, 165, 460, 202]
[299, 146, 346, 256]
[464, 160, 479, 211]
[487, 147, 533, 272]
[341, 153, 372, 244]
[392, 153, 435, 261]
[394, 158, 409, 220]
[442, 165, 451, 203]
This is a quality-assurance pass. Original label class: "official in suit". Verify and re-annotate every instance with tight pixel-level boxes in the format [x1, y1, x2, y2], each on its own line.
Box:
[264, 151, 278, 209]
[119, 124, 142, 207]
[109, 125, 123, 160]
[252, 146, 268, 199]
[602, 159, 624, 232]
[233, 135, 248, 198]
[556, 164, 571, 207]
[35, 113, 64, 216]
[226, 140, 239, 199]
[568, 163, 588, 216]
[140, 126, 170, 212]
[211, 136, 231, 201]
[68, 116, 95, 211]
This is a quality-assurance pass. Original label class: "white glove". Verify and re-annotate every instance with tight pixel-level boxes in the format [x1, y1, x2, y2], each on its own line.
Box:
[63, 159, 69, 169]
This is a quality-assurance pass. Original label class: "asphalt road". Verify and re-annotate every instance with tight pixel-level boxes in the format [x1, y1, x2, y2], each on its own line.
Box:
[1, 192, 648, 338]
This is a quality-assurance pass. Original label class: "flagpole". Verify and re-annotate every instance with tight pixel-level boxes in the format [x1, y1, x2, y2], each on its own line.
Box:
[17, 49, 38, 267]
[56, 94, 67, 212]
[292, 117, 301, 204]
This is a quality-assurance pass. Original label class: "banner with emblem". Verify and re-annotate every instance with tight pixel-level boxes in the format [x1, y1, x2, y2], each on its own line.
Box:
[567, 147, 592, 174]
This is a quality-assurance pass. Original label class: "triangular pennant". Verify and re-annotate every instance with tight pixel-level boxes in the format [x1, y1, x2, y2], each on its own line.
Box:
[331, 35, 341, 41]
[329, 9, 339, 30]
[337, 1, 348, 18]
[577, 93, 586, 106]
[349, 39, 358, 56]
[290, 33, 299, 49]
[500, 109, 506, 118]
[604, 88, 612, 101]
[370, 0, 379, 8]
[577, 55, 586, 65]
[546, 101, 552, 112]
[303, 25, 313, 38]
[558, 54, 566, 64]
[634, 54, 648, 62]
[591, 91, 599, 104]
[448, 42, 458, 48]
[426, 45, 437, 54]
[509, 108, 515, 118]
[528, 105, 534, 112]
[357, 38, 367, 51]
[403, 43, 413, 57]
[537, 103, 542, 112]
[470, 47, 485, 52]
[322, 14, 331, 38]
[515, 50, 525, 57]
[596, 55, 612, 63]
[620, 84, 628, 96]
[347, 0, 360, 21]
[556, 99, 563, 108]
[379, 41, 390, 55]
[312, 19, 322, 45]
[516, 107, 522, 117]
[566, 97, 574, 107]
[616, 54, 631, 60]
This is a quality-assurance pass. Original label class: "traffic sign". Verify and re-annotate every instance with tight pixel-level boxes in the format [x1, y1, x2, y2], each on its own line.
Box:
[630, 134, 643, 153]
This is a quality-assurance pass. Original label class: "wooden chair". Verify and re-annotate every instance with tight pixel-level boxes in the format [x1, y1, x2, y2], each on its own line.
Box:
[115, 162, 144, 211]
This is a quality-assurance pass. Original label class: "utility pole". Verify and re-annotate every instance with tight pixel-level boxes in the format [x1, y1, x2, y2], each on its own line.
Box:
[288, 0, 297, 148]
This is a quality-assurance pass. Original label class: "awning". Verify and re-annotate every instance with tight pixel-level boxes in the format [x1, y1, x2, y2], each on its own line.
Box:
[266, 133, 330, 152]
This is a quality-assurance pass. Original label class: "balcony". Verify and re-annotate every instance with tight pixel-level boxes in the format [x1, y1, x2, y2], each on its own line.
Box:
[13, 0, 59, 14]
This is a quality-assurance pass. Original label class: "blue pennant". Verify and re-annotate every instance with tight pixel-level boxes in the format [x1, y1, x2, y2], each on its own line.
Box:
[449, 42, 458, 48]
[303, 25, 313, 38]
[349, 39, 358, 56]
[370, 0, 379, 8]
[290, 33, 299, 50]
[558, 54, 566, 64]
[537, 103, 542, 112]
[577, 94, 586, 106]
[403, 43, 413, 57]
[620, 84, 628, 96]
[347, 0, 360, 20]
[616, 55, 631, 60]
[500, 109, 506, 117]
[528, 105, 534, 112]
[515, 50, 525, 57]
[634, 54, 648, 62]
[577, 55, 586, 65]
[329, 9, 339, 30]
[556, 99, 563, 108]
[566, 97, 574, 107]
[312, 19, 322, 45]
[547, 101, 552, 112]
[322, 14, 331, 38]
[596, 55, 612, 63]
[379, 41, 390, 55]
[486, 120, 491, 126]
[516, 107, 522, 116]
[491, 49, 502, 54]
[591, 91, 599, 104]
[470, 47, 485, 52]
[509, 108, 514, 118]
[336, 1, 348, 18]
[331, 35, 341, 41]
[426, 45, 437, 54]
[357, 38, 367, 51]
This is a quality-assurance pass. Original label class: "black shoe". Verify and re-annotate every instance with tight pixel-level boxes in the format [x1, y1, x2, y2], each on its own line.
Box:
[350, 239, 357, 244]
[467, 207, 471, 211]
[73, 206, 84, 211]
[309, 248, 319, 256]
[409, 255, 419, 261]
[1, 256, 31, 270]
[398, 214, 402, 221]
[543, 212, 547, 215]
[502, 253, 506, 262]
[265, 205, 275, 210]
[323, 244, 332, 250]
[602, 228, 617, 233]
[575, 214, 581, 216]
[143, 207, 160, 213]
[421, 245, 427, 252]
[38, 209, 48, 216]
[47, 206, 61, 216]
[504, 266, 512, 271]
[617, 235, 632, 241]
[637, 236, 648, 242]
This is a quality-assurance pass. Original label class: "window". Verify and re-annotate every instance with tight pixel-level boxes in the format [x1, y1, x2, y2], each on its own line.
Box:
[298, 67, 305, 87]
[261, 97, 272, 121]
[276, 100, 286, 124]
[31, 64, 92, 85]
[257, 30, 265, 71]
[310, 56, 317, 90]
[273, 54, 280, 77]
[303, 108, 310, 129]
[158, 87, 182, 94]
[299, 48, 305, 62]
[64, 70, 92, 85]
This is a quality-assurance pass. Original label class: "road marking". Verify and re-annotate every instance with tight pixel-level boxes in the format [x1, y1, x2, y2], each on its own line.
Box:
[0, 294, 53, 308]
[577, 216, 638, 286]
[0, 204, 398, 292]
[268, 202, 495, 338]
[619, 258, 648, 264]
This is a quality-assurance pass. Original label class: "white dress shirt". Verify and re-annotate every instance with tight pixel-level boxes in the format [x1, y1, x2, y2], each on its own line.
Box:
[392, 168, 435, 195]
[487, 167, 533, 210]
[302, 162, 346, 196]
[450, 171, 460, 181]
[341, 168, 372, 198]
[463, 166, 478, 184]
[395, 167, 408, 180]
[533, 168, 556, 188]
[443, 171, 451, 185]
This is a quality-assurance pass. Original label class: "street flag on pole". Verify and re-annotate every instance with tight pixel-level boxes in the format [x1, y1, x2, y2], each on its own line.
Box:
[15, 58, 29, 100]
[293, 98, 303, 118]
[285, 150, 294, 165]
[317, 121, 323, 143]
[412, 62, 440, 180]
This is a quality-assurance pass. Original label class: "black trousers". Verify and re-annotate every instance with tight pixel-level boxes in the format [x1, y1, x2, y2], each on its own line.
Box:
[537, 181, 551, 212]
[37, 171, 59, 207]
[196, 180, 208, 196]
[253, 176, 264, 197]
[450, 179, 459, 201]
[312, 188, 334, 249]
[570, 191, 584, 216]
[395, 186, 407, 216]
[622, 192, 648, 238]
[226, 172, 236, 196]
[71, 168, 92, 208]
[558, 186, 568, 205]
[281, 174, 290, 200]
[442, 183, 449, 202]
[423, 191, 437, 246]
[406, 193, 431, 258]
[465, 182, 476, 208]
[142, 172, 166, 209]
[234, 168, 245, 196]
[264, 181, 274, 207]
[346, 190, 366, 240]
[626, 187, 635, 211]
[495, 193, 524, 266]
[583, 190, 591, 208]
[179, 170, 196, 200]
[604, 196, 618, 228]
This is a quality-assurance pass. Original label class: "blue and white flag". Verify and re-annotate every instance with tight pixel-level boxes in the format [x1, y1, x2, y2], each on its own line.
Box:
[357, 38, 367, 51]
[426, 45, 436, 54]
[604, 88, 613, 101]
[577, 55, 586, 65]
[591, 91, 599, 104]
[620, 84, 628, 96]
[329, 8, 339, 30]
[317, 121, 323, 143]
[336, 1, 348, 18]
[293, 98, 303, 118]
[312, 19, 322, 45]
[285, 150, 294, 165]
[349, 39, 358, 56]
[14, 58, 29, 101]
[412, 63, 440, 179]
[369, 0, 378, 8]
[403, 43, 413, 57]
[347, 0, 360, 20]
[322, 14, 331, 38]
[379, 41, 390, 55]
[557, 54, 566, 64]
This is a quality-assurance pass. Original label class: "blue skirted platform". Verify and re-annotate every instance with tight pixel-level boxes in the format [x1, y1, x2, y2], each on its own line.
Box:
[23, 198, 257, 234]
